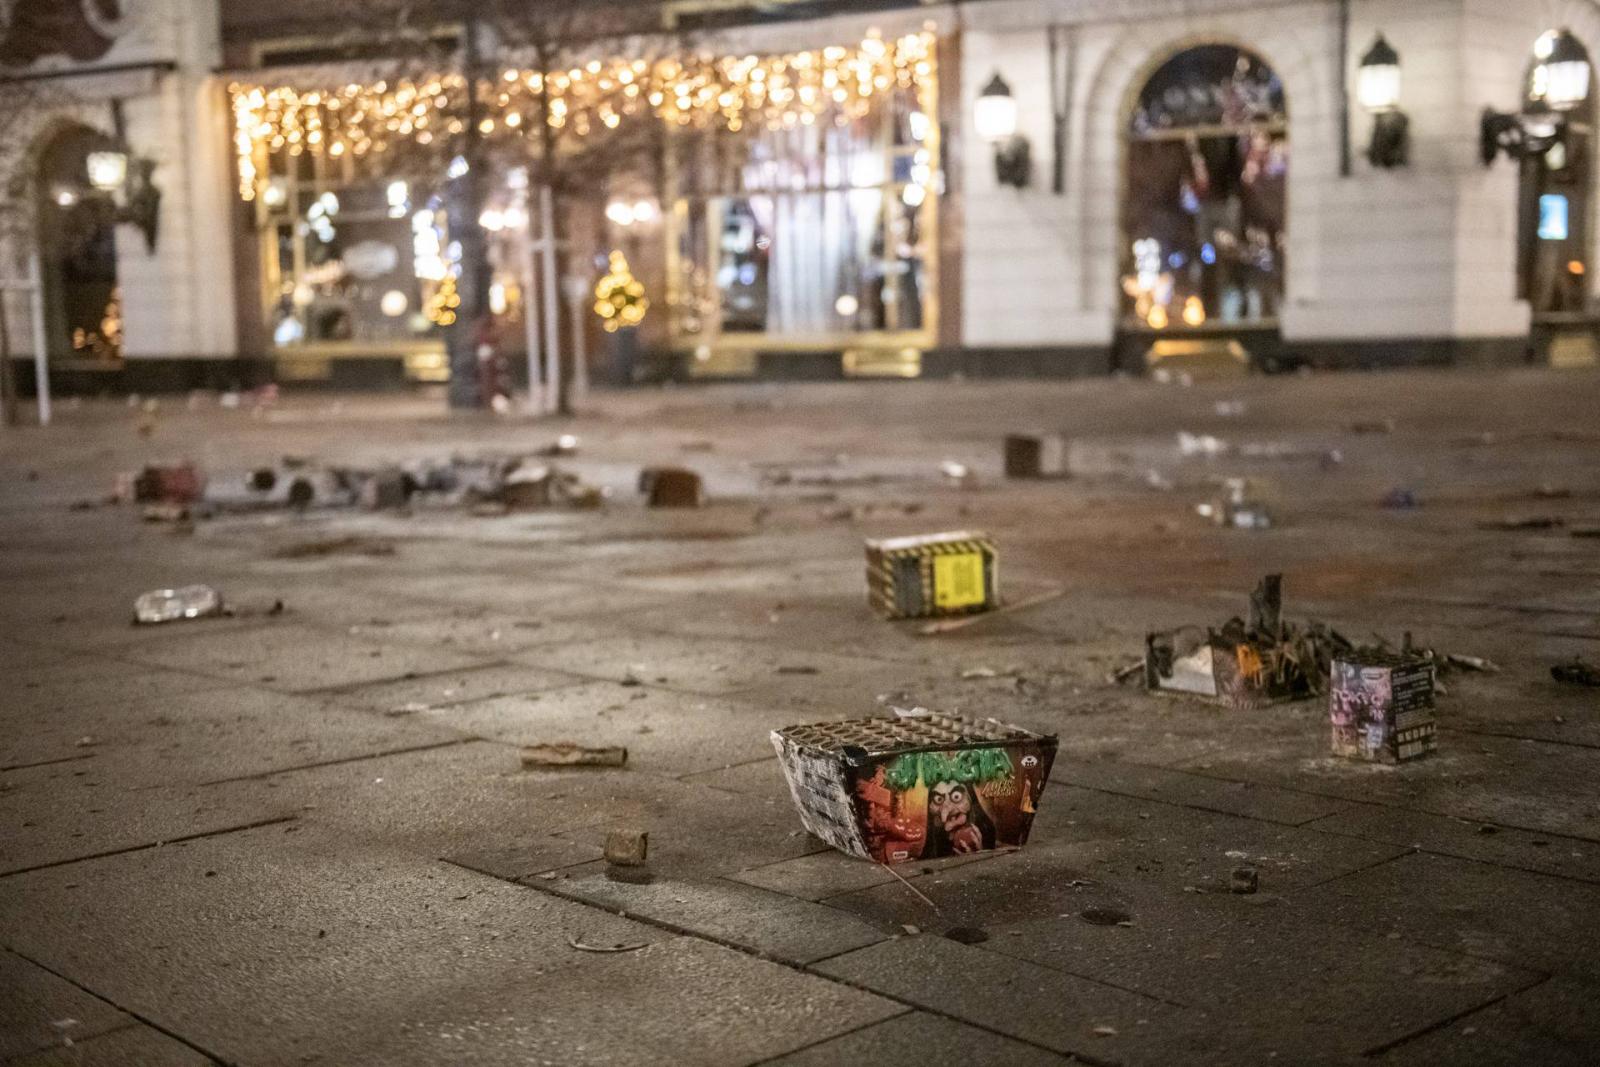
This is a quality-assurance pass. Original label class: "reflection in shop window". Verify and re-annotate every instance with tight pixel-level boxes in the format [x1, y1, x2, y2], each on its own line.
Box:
[669, 76, 936, 344]
[258, 148, 455, 350]
[1122, 45, 1287, 330]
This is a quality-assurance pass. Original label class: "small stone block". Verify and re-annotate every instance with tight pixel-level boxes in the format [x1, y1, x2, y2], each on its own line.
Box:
[640, 467, 704, 507]
[1003, 434, 1066, 478]
[605, 829, 649, 867]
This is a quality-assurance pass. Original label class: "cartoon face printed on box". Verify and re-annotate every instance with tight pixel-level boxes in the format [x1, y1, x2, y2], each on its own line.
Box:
[850, 744, 1051, 865]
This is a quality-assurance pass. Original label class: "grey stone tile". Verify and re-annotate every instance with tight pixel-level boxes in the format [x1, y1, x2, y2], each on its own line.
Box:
[323, 662, 581, 714]
[811, 935, 1205, 1063]
[5, 1025, 216, 1066]
[1376, 975, 1600, 1066]
[0, 685, 464, 787]
[0, 758, 291, 876]
[1305, 803, 1600, 885]
[534, 865, 890, 964]
[114, 623, 489, 692]
[444, 836, 604, 881]
[731, 850, 899, 902]
[0, 950, 131, 1060]
[681, 756, 788, 796]
[1053, 756, 1354, 826]
[762, 1010, 1074, 1066]
[429, 683, 806, 776]
[5, 656, 232, 720]
[1295, 850, 1600, 975]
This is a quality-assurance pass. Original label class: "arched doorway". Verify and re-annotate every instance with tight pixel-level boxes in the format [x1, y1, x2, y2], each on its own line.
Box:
[1516, 30, 1594, 322]
[36, 124, 122, 362]
[1118, 44, 1288, 369]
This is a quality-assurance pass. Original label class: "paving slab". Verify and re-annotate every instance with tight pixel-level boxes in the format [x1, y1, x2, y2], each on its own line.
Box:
[811, 934, 1208, 1065]
[533, 864, 890, 963]
[761, 1010, 1075, 1066]
[0, 950, 133, 1060]
[113, 622, 490, 692]
[4, 655, 232, 721]
[5, 1024, 217, 1066]
[1376, 975, 1600, 1066]
[428, 682, 807, 776]
[322, 661, 581, 714]
[0, 684, 464, 788]
[1295, 850, 1600, 975]
[1053, 755, 1355, 826]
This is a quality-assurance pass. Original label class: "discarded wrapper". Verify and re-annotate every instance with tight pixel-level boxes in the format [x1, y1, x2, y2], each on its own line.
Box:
[771, 711, 1056, 865]
[865, 531, 998, 620]
[134, 585, 224, 625]
[520, 743, 628, 768]
[1329, 653, 1437, 762]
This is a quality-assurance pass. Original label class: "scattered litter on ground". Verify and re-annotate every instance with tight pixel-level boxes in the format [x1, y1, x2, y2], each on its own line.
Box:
[1003, 434, 1067, 478]
[879, 862, 941, 910]
[1380, 488, 1420, 510]
[939, 460, 975, 486]
[1145, 469, 1175, 491]
[133, 585, 224, 625]
[1229, 867, 1260, 894]
[640, 466, 703, 507]
[566, 934, 648, 953]
[1178, 432, 1229, 457]
[900, 924, 921, 936]
[1079, 906, 1133, 926]
[1444, 654, 1498, 673]
[269, 536, 397, 560]
[772, 711, 1056, 864]
[537, 434, 579, 456]
[1108, 660, 1145, 685]
[604, 830, 649, 867]
[1552, 659, 1600, 687]
[775, 665, 819, 675]
[141, 502, 194, 524]
[1092, 1025, 1119, 1038]
[1478, 517, 1564, 531]
[960, 667, 999, 679]
[1348, 418, 1395, 434]
[118, 462, 205, 505]
[519, 744, 628, 768]
[866, 531, 998, 621]
[1214, 400, 1247, 417]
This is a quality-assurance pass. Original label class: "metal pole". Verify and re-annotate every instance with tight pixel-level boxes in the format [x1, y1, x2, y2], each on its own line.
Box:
[1337, 0, 1352, 178]
[521, 189, 543, 411]
[26, 248, 50, 426]
[539, 184, 560, 414]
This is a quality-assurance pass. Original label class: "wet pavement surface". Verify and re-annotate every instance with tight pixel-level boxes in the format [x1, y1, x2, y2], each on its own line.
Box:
[3, 368, 1600, 1065]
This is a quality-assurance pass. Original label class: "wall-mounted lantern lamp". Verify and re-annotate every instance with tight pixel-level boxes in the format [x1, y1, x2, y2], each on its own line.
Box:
[80, 144, 161, 251]
[974, 73, 1030, 188]
[1482, 28, 1592, 164]
[1357, 34, 1408, 168]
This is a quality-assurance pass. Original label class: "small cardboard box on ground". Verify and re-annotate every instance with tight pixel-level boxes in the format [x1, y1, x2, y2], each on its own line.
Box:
[865, 531, 998, 620]
[1329, 653, 1437, 762]
[772, 712, 1057, 864]
[1003, 434, 1066, 478]
[1143, 627, 1313, 708]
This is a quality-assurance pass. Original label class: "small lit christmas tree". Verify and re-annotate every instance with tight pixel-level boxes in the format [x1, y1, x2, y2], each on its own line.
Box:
[593, 250, 648, 332]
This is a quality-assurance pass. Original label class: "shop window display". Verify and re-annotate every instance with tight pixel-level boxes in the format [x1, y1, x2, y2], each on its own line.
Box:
[669, 80, 936, 345]
[1121, 45, 1287, 330]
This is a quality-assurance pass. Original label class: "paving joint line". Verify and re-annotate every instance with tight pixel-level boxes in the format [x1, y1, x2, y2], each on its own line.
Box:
[743, 1008, 917, 1065]
[291, 659, 515, 697]
[0, 753, 95, 774]
[1, 944, 237, 1065]
[196, 738, 475, 786]
[441, 858, 1113, 1067]
[0, 815, 297, 879]
[1359, 974, 1553, 1058]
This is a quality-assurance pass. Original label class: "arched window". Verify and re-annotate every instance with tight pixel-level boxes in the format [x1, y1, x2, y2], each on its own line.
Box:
[36, 124, 122, 362]
[1517, 30, 1594, 319]
[1121, 44, 1287, 330]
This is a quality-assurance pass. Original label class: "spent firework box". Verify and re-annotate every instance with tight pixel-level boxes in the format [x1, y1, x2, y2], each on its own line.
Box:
[1143, 627, 1312, 708]
[865, 531, 998, 620]
[1329, 653, 1437, 762]
[771, 712, 1056, 864]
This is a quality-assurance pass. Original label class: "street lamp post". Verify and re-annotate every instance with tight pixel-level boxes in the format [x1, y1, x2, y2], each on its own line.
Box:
[1482, 28, 1592, 164]
[974, 73, 1030, 188]
[1357, 34, 1408, 168]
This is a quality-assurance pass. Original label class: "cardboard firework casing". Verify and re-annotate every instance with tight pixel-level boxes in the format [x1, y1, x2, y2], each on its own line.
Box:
[1143, 627, 1312, 708]
[1003, 434, 1067, 478]
[1329, 653, 1436, 762]
[864, 531, 998, 619]
[771, 712, 1056, 865]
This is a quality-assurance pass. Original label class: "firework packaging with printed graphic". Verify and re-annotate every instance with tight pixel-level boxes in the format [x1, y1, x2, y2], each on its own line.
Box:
[1329, 653, 1436, 762]
[864, 531, 998, 620]
[771, 710, 1055, 864]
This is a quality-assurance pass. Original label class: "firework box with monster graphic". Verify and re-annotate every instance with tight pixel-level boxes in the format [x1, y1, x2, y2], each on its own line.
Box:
[1329, 653, 1436, 762]
[770, 711, 1056, 865]
[864, 531, 998, 620]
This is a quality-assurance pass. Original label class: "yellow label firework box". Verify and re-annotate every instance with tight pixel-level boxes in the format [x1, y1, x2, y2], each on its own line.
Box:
[771, 712, 1056, 865]
[1329, 653, 1436, 762]
[864, 531, 998, 619]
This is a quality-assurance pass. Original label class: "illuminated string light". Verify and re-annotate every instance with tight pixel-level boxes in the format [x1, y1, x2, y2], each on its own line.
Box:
[229, 31, 936, 200]
[593, 249, 648, 331]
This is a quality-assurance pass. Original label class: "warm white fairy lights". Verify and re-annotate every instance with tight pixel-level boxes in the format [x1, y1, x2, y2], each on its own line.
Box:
[230, 30, 936, 200]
